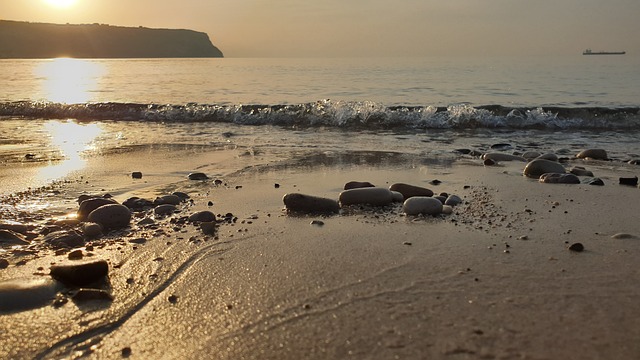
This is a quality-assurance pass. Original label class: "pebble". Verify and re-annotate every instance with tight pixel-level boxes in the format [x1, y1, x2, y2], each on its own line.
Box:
[483, 158, 496, 166]
[67, 249, 84, 260]
[339, 187, 395, 207]
[533, 153, 558, 162]
[343, 181, 375, 190]
[628, 159, 640, 165]
[402, 196, 443, 216]
[490, 143, 512, 151]
[310, 220, 325, 226]
[77, 197, 118, 221]
[482, 153, 527, 162]
[88, 204, 132, 230]
[391, 191, 404, 202]
[0, 229, 29, 246]
[611, 233, 638, 239]
[581, 177, 604, 186]
[43, 230, 85, 249]
[433, 195, 447, 204]
[568, 243, 584, 252]
[131, 172, 143, 179]
[523, 159, 566, 178]
[283, 193, 340, 214]
[522, 151, 542, 160]
[576, 149, 608, 161]
[154, 204, 177, 216]
[0, 278, 63, 312]
[0, 221, 28, 234]
[389, 183, 433, 199]
[444, 194, 463, 206]
[619, 176, 638, 186]
[173, 192, 190, 200]
[154, 195, 182, 206]
[0, 258, 8, 269]
[188, 211, 216, 223]
[569, 166, 594, 177]
[188, 172, 209, 180]
[441, 205, 453, 215]
[200, 221, 217, 235]
[81, 222, 103, 238]
[539, 173, 580, 184]
[50, 259, 109, 287]
[123, 197, 154, 210]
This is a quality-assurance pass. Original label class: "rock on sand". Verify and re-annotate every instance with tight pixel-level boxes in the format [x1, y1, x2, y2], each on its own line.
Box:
[388, 183, 433, 199]
[577, 149, 608, 161]
[539, 173, 580, 184]
[283, 193, 340, 214]
[403, 196, 443, 216]
[50, 259, 109, 286]
[87, 204, 132, 230]
[339, 187, 395, 207]
[523, 159, 566, 178]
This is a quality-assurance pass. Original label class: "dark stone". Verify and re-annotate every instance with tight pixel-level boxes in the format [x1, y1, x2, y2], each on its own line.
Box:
[77, 197, 118, 221]
[168, 294, 179, 304]
[389, 183, 434, 199]
[490, 143, 513, 151]
[154, 195, 182, 205]
[123, 197, 154, 210]
[88, 204, 132, 230]
[172, 192, 190, 200]
[188, 172, 209, 180]
[581, 177, 605, 186]
[131, 172, 143, 179]
[344, 181, 375, 190]
[568, 243, 584, 252]
[283, 193, 339, 214]
[50, 260, 109, 286]
[539, 173, 580, 184]
[189, 211, 216, 223]
[0, 258, 9, 269]
[0, 222, 28, 234]
[523, 159, 566, 178]
[576, 149, 608, 161]
[154, 204, 177, 216]
[483, 158, 496, 166]
[44, 230, 84, 249]
[0, 229, 29, 246]
[619, 176, 638, 186]
[429, 179, 442, 185]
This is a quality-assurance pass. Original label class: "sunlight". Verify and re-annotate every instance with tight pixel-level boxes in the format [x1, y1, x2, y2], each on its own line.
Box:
[34, 58, 105, 104]
[37, 120, 103, 182]
[43, 0, 78, 8]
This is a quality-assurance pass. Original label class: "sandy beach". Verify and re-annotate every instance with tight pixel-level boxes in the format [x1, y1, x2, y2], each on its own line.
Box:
[1, 142, 640, 360]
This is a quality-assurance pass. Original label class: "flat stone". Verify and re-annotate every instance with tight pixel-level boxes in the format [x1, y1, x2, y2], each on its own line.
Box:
[0, 221, 28, 234]
[188, 172, 209, 180]
[189, 211, 216, 223]
[581, 177, 604, 186]
[154, 195, 182, 206]
[123, 197, 154, 210]
[403, 196, 443, 216]
[339, 187, 394, 207]
[283, 193, 339, 214]
[536, 153, 559, 162]
[391, 191, 404, 202]
[88, 204, 132, 230]
[344, 181, 375, 190]
[50, 259, 109, 287]
[131, 171, 143, 179]
[482, 153, 527, 162]
[0, 229, 29, 246]
[522, 151, 542, 160]
[77, 198, 118, 221]
[389, 183, 433, 199]
[570, 166, 594, 177]
[0, 278, 63, 313]
[619, 176, 638, 186]
[154, 204, 177, 216]
[44, 230, 84, 249]
[200, 221, 217, 235]
[576, 149, 608, 161]
[539, 173, 580, 184]
[523, 159, 566, 178]
[611, 233, 638, 239]
[444, 194, 463, 206]
[82, 222, 103, 238]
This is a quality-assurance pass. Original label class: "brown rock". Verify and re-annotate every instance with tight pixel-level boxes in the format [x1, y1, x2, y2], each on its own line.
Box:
[389, 183, 434, 199]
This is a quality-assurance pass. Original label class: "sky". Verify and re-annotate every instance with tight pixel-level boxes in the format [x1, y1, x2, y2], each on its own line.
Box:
[2, 0, 639, 57]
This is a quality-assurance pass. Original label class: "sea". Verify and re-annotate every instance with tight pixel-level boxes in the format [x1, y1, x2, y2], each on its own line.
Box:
[1, 56, 639, 194]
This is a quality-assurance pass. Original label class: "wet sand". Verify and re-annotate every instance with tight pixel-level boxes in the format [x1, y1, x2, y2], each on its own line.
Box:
[2, 146, 640, 360]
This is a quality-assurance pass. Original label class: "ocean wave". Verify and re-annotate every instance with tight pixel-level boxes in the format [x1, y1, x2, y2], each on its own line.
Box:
[1, 100, 639, 130]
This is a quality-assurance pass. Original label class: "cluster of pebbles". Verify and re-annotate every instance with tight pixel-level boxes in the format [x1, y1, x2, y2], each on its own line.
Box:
[283, 181, 463, 217]
[481, 147, 639, 187]
[0, 181, 239, 312]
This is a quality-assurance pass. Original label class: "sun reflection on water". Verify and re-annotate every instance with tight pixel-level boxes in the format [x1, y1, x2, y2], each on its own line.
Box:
[34, 58, 106, 104]
[37, 120, 103, 182]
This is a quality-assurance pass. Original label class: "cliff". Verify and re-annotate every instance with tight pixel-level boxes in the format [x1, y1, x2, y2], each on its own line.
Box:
[0, 20, 223, 58]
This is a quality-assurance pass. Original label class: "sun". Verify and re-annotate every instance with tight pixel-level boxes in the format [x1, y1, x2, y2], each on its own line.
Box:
[43, 0, 78, 8]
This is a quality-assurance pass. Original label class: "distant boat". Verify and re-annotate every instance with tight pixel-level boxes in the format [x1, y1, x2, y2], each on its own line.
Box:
[583, 49, 626, 55]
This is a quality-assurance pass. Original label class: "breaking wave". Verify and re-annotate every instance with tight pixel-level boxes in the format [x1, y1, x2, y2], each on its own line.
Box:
[1, 100, 639, 130]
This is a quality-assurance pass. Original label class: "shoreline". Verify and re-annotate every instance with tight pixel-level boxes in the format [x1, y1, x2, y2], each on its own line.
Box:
[1, 145, 640, 359]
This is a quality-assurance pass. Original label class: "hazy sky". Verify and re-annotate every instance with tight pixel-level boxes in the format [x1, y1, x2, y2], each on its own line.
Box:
[2, 0, 639, 57]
